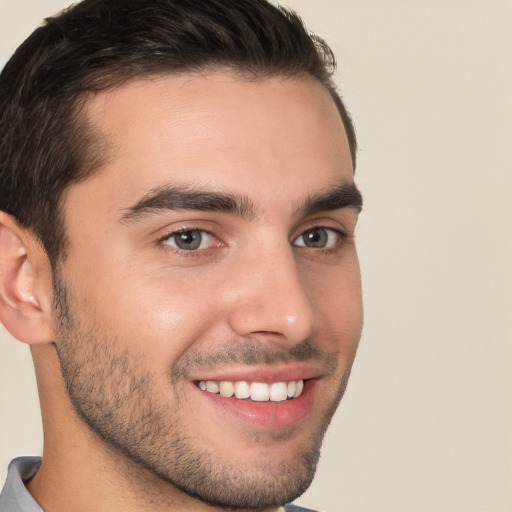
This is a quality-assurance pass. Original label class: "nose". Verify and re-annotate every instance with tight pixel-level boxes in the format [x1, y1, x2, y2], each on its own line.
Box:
[225, 243, 316, 343]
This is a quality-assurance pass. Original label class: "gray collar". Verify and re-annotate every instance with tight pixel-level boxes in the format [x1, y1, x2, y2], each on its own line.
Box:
[0, 457, 42, 512]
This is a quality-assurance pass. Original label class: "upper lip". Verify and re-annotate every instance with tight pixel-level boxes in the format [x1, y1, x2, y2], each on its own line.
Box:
[188, 363, 325, 384]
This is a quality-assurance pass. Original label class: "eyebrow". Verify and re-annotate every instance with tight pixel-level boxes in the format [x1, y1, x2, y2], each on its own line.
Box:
[120, 185, 257, 223]
[119, 182, 362, 223]
[298, 183, 363, 216]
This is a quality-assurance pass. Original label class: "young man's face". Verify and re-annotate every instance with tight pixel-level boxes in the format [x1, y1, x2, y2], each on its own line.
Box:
[53, 73, 363, 508]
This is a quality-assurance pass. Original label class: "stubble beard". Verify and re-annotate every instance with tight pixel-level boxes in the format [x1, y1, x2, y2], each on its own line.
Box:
[52, 276, 352, 510]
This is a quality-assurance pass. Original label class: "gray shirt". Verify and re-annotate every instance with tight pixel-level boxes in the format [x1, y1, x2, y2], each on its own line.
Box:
[0, 457, 318, 512]
[0, 458, 42, 512]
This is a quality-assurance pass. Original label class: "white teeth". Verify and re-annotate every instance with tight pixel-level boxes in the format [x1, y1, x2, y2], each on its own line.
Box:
[294, 379, 304, 398]
[199, 379, 305, 402]
[219, 381, 235, 397]
[270, 382, 288, 402]
[234, 381, 251, 399]
[206, 381, 220, 393]
[250, 382, 270, 401]
[287, 381, 296, 398]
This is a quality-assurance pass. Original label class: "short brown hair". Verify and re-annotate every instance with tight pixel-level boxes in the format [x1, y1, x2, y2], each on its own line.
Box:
[0, 0, 356, 266]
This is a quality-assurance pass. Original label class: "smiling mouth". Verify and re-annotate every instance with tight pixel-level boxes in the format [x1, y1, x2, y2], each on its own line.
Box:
[196, 379, 305, 402]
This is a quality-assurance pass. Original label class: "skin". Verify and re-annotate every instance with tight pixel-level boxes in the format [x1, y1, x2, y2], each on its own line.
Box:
[0, 72, 362, 512]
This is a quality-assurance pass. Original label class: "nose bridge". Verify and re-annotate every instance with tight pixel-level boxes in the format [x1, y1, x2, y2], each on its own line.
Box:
[226, 240, 316, 342]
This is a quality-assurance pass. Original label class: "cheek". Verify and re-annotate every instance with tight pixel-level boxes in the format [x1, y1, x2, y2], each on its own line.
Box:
[110, 267, 228, 356]
[64, 259, 225, 369]
[302, 253, 363, 344]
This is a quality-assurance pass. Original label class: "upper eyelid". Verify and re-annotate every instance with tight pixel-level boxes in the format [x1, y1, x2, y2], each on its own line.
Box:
[292, 226, 346, 242]
[292, 220, 349, 240]
[158, 221, 347, 235]
[163, 230, 345, 258]
[158, 228, 220, 255]
[157, 225, 216, 241]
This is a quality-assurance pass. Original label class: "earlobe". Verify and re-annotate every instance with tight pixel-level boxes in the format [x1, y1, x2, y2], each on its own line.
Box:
[0, 213, 55, 345]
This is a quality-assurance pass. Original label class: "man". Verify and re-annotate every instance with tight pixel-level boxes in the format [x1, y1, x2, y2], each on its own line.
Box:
[0, 1, 363, 511]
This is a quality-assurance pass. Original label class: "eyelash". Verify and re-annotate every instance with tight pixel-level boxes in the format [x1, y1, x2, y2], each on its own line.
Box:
[158, 225, 349, 258]
[294, 227, 348, 251]
[158, 228, 221, 257]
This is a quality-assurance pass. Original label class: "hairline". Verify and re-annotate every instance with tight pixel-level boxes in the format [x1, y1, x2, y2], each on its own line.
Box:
[72, 65, 353, 186]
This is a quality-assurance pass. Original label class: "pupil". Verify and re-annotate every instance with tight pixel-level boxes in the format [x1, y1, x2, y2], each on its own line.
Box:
[305, 228, 327, 248]
[176, 231, 201, 250]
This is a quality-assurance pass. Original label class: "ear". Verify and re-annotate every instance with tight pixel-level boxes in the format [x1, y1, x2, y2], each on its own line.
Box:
[0, 212, 55, 344]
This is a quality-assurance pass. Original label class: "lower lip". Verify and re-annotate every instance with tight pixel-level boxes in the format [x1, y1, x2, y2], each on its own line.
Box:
[193, 380, 318, 430]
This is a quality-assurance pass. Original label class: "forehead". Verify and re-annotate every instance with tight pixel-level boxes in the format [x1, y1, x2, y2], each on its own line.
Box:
[69, 73, 353, 218]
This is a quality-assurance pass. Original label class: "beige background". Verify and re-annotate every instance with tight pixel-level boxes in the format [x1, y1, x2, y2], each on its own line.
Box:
[1, 1, 511, 511]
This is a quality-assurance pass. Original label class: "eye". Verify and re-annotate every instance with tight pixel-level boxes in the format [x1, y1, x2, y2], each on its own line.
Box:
[293, 227, 341, 249]
[162, 230, 215, 251]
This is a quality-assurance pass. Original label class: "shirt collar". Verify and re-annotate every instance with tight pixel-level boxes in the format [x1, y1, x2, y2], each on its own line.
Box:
[0, 457, 42, 512]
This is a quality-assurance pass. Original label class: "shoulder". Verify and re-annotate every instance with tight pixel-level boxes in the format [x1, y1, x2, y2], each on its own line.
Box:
[284, 504, 321, 512]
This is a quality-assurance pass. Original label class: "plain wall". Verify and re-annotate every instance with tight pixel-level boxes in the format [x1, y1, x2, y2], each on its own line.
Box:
[1, 1, 511, 511]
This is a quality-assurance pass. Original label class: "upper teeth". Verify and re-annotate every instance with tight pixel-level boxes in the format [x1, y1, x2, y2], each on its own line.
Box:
[198, 379, 304, 402]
